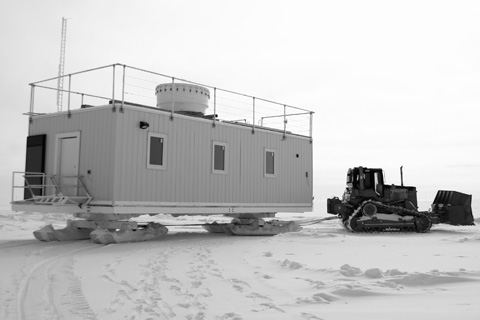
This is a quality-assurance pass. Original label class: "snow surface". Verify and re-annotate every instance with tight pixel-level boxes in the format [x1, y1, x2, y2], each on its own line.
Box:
[1, 202, 479, 320]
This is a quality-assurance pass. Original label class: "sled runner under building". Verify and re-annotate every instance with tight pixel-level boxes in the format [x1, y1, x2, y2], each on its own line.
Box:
[11, 64, 314, 243]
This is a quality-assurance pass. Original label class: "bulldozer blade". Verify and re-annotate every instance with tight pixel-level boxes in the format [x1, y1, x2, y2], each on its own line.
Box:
[431, 190, 474, 225]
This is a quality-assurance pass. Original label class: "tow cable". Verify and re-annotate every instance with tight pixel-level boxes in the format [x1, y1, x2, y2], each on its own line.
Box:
[296, 216, 341, 226]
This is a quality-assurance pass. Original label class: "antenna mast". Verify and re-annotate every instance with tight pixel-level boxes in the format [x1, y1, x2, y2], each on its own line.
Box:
[56, 17, 67, 111]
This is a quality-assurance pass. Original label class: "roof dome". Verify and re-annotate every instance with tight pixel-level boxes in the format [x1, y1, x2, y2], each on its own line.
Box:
[155, 83, 209, 114]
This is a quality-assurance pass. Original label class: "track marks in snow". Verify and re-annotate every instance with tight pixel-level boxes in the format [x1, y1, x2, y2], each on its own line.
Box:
[15, 242, 97, 320]
[152, 248, 214, 317]
[93, 236, 289, 320]
[101, 256, 142, 317]
[94, 245, 176, 320]
[47, 256, 97, 319]
[95, 242, 232, 319]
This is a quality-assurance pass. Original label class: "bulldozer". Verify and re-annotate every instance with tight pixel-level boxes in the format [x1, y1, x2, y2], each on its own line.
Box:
[327, 166, 474, 233]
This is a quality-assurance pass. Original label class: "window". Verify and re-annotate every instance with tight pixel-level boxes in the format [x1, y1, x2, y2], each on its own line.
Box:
[147, 133, 166, 169]
[264, 148, 276, 177]
[374, 171, 384, 196]
[212, 142, 228, 174]
[364, 171, 372, 188]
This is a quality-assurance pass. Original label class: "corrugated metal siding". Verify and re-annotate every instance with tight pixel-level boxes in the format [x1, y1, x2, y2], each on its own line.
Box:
[27, 107, 116, 201]
[114, 107, 313, 205]
[27, 105, 312, 207]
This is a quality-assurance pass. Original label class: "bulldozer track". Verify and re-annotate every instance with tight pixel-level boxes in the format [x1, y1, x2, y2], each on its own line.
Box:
[345, 200, 432, 233]
[16, 242, 97, 320]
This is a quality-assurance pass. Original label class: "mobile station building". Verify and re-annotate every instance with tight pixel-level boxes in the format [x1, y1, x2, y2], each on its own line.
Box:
[11, 64, 314, 242]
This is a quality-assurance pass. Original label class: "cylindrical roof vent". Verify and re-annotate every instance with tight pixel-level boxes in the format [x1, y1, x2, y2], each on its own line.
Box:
[155, 83, 210, 115]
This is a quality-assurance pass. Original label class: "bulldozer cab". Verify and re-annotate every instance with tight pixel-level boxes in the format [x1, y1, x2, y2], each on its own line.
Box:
[347, 167, 384, 197]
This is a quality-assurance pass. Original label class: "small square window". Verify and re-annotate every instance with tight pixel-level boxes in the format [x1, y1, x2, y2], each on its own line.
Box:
[147, 133, 166, 170]
[212, 142, 228, 174]
[265, 148, 276, 177]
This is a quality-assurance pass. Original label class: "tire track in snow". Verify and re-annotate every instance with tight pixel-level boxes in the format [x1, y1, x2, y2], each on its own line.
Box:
[16, 242, 97, 320]
[46, 256, 97, 319]
[0, 240, 39, 250]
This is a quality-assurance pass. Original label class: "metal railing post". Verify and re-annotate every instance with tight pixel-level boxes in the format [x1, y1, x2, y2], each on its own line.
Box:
[112, 64, 116, 111]
[309, 112, 313, 141]
[121, 65, 125, 112]
[170, 77, 175, 120]
[29, 85, 35, 122]
[213, 87, 217, 127]
[11, 172, 15, 203]
[283, 104, 287, 140]
[252, 97, 256, 134]
[67, 74, 72, 117]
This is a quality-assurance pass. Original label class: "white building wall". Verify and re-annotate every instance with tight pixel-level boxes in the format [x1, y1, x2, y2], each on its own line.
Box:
[27, 105, 313, 209]
[27, 106, 117, 202]
[113, 106, 313, 207]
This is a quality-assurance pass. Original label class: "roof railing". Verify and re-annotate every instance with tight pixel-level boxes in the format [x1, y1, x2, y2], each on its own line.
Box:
[27, 63, 314, 138]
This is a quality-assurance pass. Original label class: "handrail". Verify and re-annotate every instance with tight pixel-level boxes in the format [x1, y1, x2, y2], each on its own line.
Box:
[260, 111, 312, 125]
[12, 172, 46, 202]
[26, 63, 315, 138]
[29, 63, 116, 86]
[30, 84, 111, 104]
[12, 172, 93, 205]
[125, 64, 312, 113]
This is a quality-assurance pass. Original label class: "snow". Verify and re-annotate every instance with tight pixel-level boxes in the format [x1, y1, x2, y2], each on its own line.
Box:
[1, 202, 479, 320]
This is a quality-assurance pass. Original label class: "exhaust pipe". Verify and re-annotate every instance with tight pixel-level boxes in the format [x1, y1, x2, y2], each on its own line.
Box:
[400, 166, 404, 186]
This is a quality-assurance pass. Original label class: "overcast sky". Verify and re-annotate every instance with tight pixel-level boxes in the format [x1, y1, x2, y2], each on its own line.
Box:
[1, 0, 479, 210]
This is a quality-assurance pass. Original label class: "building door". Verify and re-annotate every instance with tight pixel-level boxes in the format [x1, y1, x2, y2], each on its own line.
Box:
[56, 132, 80, 196]
[24, 134, 46, 199]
